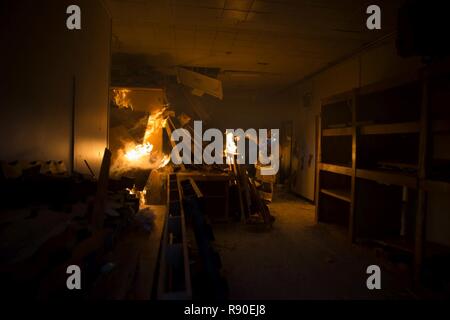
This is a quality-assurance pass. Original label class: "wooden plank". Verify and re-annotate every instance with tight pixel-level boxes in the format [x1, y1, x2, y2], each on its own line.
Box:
[247, 172, 273, 226]
[320, 189, 351, 203]
[365, 237, 450, 258]
[111, 86, 164, 92]
[232, 161, 246, 221]
[177, 171, 231, 182]
[371, 236, 414, 254]
[377, 161, 418, 171]
[91, 148, 112, 230]
[423, 180, 450, 194]
[356, 169, 418, 189]
[415, 70, 430, 286]
[157, 175, 191, 300]
[360, 122, 420, 135]
[237, 164, 252, 220]
[322, 127, 352, 137]
[314, 114, 321, 223]
[188, 177, 203, 198]
[319, 163, 353, 176]
[157, 176, 172, 300]
[423, 59, 450, 78]
[349, 90, 358, 242]
[176, 177, 192, 299]
[432, 120, 450, 133]
[224, 180, 230, 221]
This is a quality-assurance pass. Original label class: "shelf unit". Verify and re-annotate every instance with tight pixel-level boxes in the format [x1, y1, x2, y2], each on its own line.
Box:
[315, 63, 450, 286]
[316, 89, 356, 234]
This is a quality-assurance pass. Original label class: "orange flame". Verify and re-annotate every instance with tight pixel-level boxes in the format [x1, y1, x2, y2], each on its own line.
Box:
[125, 142, 154, 161]
[112, 107, 170, 175]
[113, 89, 133, 110]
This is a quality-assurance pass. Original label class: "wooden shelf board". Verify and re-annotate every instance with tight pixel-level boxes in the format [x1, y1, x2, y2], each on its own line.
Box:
[323, 127, 353, 137]
[320, 188, 351, 203]
[356, 169, 418, 188]
[377, 161, 418, 171]
[424, 59, 450, 77]
[364, 236, 450, 258]
[423, 179, 450, 194]
[432, 120, 450, 134]
[360, 122, 420, 135]
[319, 163, 353, 176]
[177, 171, 231, 182]
[371, 236, 414, 254]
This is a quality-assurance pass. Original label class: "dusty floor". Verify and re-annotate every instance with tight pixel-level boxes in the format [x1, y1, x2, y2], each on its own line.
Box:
[213, 190, 415, 300]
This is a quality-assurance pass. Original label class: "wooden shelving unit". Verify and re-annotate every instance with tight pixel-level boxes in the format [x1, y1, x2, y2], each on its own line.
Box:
[315, 89, 356, 234]
[316, 63, 450, 286]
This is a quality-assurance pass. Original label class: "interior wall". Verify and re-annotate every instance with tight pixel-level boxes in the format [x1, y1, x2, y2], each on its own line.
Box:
[207, 96, 298, 132]
[1, 0, 111, 176]
[166, 90, 299, 133]
[73, 0, 112, 175]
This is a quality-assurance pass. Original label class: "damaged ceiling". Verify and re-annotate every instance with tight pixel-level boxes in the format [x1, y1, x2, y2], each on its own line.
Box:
[105, 0, 404, 94]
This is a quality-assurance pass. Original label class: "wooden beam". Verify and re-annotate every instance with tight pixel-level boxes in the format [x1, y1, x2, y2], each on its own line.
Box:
[176, 172, 231, 182]
[415, 71, 431, 287]
[356, 169, 418, 189]
[319, 163, 353, 176]
[423, 180, 450, 194]
[320, 189, 351, 203]
[360, 122, 420, 135]
[91, 148, 112, 230]
[432, 120, 450, 133]
[322, 127, 353, 137]
[349, 90, 358, 242]
[314, 114, 322, 223]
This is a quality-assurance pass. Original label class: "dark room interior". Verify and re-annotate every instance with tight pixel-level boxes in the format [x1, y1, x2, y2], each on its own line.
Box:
[1, 0, 450, 305]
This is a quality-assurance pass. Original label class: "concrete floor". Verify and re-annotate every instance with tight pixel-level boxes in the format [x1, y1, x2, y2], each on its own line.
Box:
[213, 190, 415, 300]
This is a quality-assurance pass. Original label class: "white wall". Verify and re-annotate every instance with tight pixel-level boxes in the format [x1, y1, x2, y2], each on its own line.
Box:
[1, 0, 111, 176]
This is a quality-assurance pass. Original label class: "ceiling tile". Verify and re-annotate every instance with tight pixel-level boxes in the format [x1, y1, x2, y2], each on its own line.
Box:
[106, 0, 403, 91]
